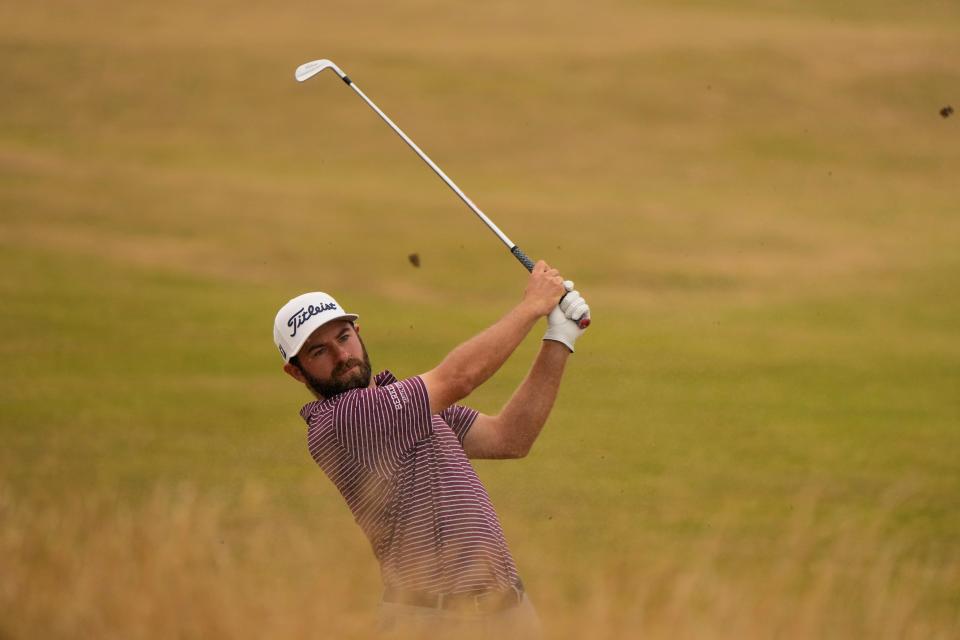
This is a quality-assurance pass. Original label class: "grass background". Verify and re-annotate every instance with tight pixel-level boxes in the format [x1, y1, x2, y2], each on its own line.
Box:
[1, 0, 958, 637]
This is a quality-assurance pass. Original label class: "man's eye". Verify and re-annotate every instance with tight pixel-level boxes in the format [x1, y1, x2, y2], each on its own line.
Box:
[338, 334, 349, 342]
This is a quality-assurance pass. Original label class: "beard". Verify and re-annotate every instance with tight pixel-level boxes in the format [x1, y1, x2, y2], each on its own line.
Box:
[300, 335, 373, 399]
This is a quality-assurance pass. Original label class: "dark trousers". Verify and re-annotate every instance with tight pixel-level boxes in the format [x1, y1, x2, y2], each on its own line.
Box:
[376, 592, 543, 640]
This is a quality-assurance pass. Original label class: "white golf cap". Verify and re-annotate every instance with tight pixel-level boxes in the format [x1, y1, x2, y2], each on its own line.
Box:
[273, 292, 359, 362]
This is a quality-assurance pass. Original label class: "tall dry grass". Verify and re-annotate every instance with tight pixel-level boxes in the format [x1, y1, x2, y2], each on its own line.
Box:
[1, 483, 956, 639]
[538, 489, 959, 640]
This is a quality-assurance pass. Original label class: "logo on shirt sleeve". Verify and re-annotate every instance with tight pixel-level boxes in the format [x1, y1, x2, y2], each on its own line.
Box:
[386, 385, 406, 411]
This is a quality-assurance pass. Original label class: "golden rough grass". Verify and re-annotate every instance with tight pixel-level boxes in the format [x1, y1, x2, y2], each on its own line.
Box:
[2, 483, 956, 640]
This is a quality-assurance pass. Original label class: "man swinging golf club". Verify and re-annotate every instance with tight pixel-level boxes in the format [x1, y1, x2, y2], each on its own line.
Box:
[273, 261, 589, 638]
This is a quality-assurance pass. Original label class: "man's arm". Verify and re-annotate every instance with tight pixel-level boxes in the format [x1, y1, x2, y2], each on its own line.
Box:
[462, 340, 570, 459]
[420, 261, 566, 415]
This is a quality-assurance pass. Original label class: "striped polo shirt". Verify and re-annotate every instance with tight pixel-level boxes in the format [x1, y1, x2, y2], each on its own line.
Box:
[300, 370, 521, 595]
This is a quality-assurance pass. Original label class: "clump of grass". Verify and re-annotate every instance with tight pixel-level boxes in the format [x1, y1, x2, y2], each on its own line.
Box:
[1, 484, 956, 639]
[534, 488, 959, 639]
[0, 483, 377, 639]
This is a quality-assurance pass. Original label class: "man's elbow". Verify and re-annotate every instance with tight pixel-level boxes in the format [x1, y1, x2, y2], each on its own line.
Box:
[511, 446, 531, 459]
[503, 438, 533, 459]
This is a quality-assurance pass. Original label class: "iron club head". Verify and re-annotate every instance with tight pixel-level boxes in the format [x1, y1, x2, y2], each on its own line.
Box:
[295, 59, 346, 82]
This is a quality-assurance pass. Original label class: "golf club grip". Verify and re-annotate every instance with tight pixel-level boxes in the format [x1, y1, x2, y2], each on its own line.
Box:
[510, 245, 536, 272]
[511, 246, 591, 329]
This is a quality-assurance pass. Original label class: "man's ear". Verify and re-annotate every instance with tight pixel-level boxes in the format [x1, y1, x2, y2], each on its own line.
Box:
[353, 322, 361, 335]
[283, 361, 307, 384]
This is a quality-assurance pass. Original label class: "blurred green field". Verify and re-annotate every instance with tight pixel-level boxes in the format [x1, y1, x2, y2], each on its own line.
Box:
[1, 0, 959, 637]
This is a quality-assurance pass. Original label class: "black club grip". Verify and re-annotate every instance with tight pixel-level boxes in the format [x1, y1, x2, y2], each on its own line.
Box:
[510, 245, 536, 272]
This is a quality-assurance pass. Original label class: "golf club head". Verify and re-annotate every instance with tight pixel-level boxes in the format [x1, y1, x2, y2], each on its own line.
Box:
[295, 59, 346, 82]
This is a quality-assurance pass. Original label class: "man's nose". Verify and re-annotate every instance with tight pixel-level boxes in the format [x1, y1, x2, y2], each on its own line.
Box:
[331, 343, 351, 363]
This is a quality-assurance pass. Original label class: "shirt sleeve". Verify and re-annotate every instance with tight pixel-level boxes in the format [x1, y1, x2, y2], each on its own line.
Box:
[332, 376, 433, 475]
[439, 404, 480, 445]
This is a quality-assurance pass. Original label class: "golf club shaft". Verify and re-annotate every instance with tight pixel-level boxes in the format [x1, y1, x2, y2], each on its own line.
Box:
[343, 79, 532, 264]
[300, 60, 589, 328]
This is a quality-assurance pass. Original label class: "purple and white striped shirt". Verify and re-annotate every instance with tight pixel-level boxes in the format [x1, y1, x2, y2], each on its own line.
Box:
[300, 370, 520, 595]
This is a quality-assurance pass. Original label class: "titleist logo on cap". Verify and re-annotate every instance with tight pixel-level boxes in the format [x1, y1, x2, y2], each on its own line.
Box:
[287, 303, 338, 337]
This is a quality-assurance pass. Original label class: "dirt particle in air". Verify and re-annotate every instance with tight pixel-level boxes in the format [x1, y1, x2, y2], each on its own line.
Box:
[408, 253, 420, 267]
[940, 105, 954, 118]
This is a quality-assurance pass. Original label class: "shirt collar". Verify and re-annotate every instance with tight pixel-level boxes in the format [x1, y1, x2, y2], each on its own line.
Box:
[299, 370, 395, 421]
[374, 369, 397, 385]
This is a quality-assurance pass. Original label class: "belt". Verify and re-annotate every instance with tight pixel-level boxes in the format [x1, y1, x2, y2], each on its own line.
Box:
[382, 581, 524, 614]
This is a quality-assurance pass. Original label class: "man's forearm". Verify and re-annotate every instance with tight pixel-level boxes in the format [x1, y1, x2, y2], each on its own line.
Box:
[437, 302, 541, 397]
[494, 340, 569, 457]
[422, 260, 567, 414]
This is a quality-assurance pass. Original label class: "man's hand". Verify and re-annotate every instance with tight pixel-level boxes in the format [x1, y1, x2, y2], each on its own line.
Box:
[521, 261, 568, 317]
[543, 285, 590, 352]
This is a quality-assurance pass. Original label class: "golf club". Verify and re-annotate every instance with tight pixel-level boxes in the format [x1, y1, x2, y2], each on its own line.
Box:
[294, 58, 590, 329]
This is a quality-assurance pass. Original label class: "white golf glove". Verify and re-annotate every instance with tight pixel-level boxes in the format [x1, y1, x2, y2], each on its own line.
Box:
[543, 281, 590, 353]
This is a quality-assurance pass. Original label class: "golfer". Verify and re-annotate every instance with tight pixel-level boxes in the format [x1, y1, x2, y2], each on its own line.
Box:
[273, 261, 589, 638]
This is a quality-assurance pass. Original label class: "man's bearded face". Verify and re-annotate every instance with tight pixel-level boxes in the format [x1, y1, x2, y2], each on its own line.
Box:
[298, 333, 373, 399]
